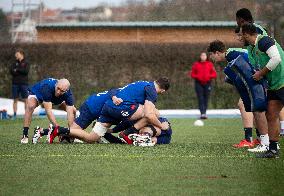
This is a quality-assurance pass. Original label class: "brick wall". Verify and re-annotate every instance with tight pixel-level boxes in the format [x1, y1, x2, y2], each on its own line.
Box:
[37, 27, 237, 43]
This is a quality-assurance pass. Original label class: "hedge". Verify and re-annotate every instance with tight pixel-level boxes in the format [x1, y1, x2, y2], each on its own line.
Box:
[0, 42, 239, 109]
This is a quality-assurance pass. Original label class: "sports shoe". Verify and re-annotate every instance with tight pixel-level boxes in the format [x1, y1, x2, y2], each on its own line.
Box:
[248, 144, 268, 153]
[200, 114, 208, 119]
[252, 139, 260, 146]
[47, 125, 59, 144]
[280, 130, 284, 137]
[118, 132, 133, 144]
[129, 134, 154, 147]
[20, 135, 29, 144]
[233, 139, 254, 148]
[256, 150, 279, 159]
[32, 126, 42, 144]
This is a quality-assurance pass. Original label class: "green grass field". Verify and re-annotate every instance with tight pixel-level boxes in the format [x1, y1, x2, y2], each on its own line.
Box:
[0, 118, 284, 195]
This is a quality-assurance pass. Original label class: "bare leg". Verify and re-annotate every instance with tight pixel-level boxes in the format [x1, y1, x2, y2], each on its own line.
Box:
[266, 100, 283, 141]
[253, 112, 268, 135]
[13, 98, 18, 117]
[238, 99, 253, 128]
[23, 97, 38, 128]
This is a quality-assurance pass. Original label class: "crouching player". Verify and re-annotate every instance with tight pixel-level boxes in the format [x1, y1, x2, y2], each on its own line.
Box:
[21, 78, 76, 144]
[207, 40, 269, 152]
[47, 77, 170, 143]
[32, 89, 122, 143]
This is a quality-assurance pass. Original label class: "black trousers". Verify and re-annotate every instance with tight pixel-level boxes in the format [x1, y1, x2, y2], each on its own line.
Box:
[194, 80, 212, 115]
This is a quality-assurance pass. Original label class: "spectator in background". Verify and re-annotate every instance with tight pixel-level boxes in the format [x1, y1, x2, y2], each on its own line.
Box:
[10, 49, 30, 119]
[189, 52, 217, 119]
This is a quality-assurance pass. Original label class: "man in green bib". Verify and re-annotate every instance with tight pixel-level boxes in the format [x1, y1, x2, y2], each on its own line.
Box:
[240, 23, 283, 158]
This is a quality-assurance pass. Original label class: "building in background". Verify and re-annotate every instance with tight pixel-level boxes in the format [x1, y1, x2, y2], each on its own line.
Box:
[36, 21, 239, 44]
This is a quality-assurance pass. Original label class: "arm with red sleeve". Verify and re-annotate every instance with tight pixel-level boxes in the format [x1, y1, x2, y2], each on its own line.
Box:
[190, 62, 199, 79]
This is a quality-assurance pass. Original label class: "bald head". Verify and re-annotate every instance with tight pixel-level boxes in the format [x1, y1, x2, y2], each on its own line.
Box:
[55, 78, 70, 97]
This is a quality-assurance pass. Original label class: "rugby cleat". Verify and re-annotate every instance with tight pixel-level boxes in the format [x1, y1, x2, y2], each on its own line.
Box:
[252, 139, 260, 146]
[256, 150, 279, 159]
[32, 126, 42, 144]
[47, 125, 59, 144]
[20, 135, 29, 144]
[233, 139, 254, 148]
[129, 133, 154, 147]
[118, 132, 133, 144]
[248, 144, 268, 153]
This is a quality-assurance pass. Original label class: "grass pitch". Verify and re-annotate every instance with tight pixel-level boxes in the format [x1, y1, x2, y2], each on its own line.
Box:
[0, 118, 284, 195]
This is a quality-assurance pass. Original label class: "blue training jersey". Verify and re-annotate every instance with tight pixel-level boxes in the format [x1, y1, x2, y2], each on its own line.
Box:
[85, 90, 115, 118]
[105, 81, 157, 109]
[29, 78, 74, 106]
[225, 48, 249, 63]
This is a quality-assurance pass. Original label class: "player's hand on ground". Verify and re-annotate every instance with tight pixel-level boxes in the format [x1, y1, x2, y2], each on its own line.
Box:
[252, 71, 262, 81]
[161, 121, 170, 130]
[112, 96, 123, 105]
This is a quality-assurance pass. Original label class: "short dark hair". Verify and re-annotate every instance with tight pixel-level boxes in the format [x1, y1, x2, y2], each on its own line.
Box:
[236, 8, 253, 22]
[15, 48, 25, 57]
[207, 40, 226, 53]
[156, 77, 170, 91]
[241, 23, 257, 35]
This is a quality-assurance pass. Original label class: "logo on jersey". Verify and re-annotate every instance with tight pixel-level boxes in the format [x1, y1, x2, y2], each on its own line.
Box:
[121, 111, 129, 117]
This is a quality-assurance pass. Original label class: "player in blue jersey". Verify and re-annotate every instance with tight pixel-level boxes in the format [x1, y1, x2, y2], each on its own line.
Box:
[207, 40, 269, 152]
[48, 77, 170, 143]
[32, 89, 122, 144]
[21, 78, 76, 144]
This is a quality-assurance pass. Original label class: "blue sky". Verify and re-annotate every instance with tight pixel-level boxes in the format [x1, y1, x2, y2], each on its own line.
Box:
[0, 0, 125, 12]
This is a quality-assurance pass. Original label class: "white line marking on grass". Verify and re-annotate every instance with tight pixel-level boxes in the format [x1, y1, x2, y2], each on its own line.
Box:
[0, 154, 248, 159]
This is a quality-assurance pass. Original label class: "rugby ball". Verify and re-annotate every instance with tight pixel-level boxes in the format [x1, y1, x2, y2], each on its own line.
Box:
[194, 119, 204, 126]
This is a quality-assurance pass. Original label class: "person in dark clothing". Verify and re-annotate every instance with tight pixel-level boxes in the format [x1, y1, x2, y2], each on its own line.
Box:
[189, 52, 217, 119]
[10, 49, 30, 118]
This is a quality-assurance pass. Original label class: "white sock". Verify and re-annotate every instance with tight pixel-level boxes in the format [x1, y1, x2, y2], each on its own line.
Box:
[280, 121, 284, 133]
[260, 134, 269, 146]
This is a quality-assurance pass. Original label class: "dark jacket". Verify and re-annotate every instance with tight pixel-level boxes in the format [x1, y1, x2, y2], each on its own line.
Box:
[10, 59, 30, 85]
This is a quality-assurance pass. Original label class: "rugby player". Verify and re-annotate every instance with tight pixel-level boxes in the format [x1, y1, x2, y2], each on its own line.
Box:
[207, 40, 269, 152]
[48, 77, 170, 143]
[21, 78, 76, 144]
[240, 23, 284, 158]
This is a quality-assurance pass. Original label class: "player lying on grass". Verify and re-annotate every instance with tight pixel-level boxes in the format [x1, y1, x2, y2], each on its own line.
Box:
[47, 77, 170, 144]
[21, 78, 76, 144]
[102, 117, 172, 146]
[32, 88, 122, 143]
[207, 40, 269, 153]
[240, 23, 284, 158]
[57, 117, 172, 146]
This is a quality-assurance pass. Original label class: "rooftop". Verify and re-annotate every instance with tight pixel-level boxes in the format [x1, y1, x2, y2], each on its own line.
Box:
[36, 21, 238, 29]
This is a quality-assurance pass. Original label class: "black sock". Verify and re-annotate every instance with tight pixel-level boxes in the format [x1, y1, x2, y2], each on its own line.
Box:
[123, 126, 139, 135]
[255, 129, 260, 138]
[58, 127, 70, 135]
[23, 127, 29, 136]
[41, 128, 49, 136]
[244, 128, 252, 142]
[104, 133, 124, 144]
[269, 140, 278, 152]
[112, 120, 134, 133]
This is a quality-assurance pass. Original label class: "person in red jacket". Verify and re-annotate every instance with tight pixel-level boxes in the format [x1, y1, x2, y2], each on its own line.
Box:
[189, 52, 217, 119]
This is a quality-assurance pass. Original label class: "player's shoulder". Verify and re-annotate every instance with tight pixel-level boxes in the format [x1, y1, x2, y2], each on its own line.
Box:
[253, 23, 268, 35]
